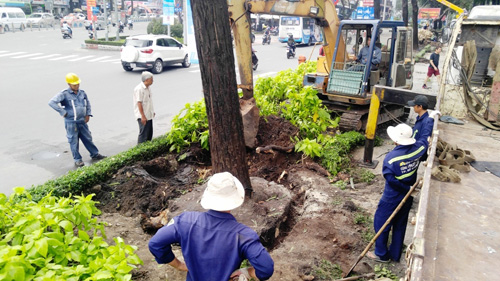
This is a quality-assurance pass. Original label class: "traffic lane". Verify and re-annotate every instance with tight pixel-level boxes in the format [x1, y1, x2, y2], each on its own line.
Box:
[0, 53, 203, 194]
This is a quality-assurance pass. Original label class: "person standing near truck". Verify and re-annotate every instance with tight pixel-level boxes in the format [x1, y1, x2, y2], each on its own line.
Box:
[422, 46, 442, 89]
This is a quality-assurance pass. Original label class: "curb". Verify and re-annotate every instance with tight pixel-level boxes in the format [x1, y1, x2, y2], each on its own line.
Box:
[81, 43, 121, 51]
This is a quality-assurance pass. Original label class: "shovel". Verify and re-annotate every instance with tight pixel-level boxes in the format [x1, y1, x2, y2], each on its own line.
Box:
[343, 178, 423, 278]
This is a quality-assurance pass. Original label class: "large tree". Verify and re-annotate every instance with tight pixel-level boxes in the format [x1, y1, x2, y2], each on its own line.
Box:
[374, 0, 381, 19]
[412, 0, 419, 50]
[402, 0, 409, 26]
[190, 0, 252, 195]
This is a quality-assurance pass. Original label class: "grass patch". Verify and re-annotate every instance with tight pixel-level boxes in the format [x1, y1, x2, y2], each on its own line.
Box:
[312, 260, 343, 280]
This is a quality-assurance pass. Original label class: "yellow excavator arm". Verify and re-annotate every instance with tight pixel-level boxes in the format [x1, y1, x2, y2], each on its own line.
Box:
[435, 0, 466, 18]
[228, 0, 345, 100]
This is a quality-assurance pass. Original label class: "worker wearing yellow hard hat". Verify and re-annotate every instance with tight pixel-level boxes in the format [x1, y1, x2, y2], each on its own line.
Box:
[65, 72, 81, 85]
[48, 73, 106, 167]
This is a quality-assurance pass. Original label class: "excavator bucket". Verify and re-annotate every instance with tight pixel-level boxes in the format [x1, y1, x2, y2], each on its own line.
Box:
[240, 98, 259, 148]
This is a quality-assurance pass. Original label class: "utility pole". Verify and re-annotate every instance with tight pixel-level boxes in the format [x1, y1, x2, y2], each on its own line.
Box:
[382, 0, 387, 20]
[104, 0, 108, 41]
[190, 0, 252, 196]
[183, 0, 187, 44]
[115, 0, 119, 40]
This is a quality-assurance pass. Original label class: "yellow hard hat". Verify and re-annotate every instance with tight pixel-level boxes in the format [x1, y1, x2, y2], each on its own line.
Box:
[65, 73, 81, 85]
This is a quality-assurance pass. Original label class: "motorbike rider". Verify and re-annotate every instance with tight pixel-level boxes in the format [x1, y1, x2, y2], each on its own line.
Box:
[119, 19, 124, 32]
[62, 21, 72, 37]
[287, 34, 296, 53]
[127, 17, 133, 30]
[264, 26, 271, 43]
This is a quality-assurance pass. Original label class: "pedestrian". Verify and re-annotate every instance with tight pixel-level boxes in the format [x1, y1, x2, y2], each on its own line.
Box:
[407, 95, 434, 143]
[366, 124, 428, 263]
[48, 73, 106, 167]
[422, 46, 441, 89]
[148, 172, 274, 281]
[133, 71, 155, 144]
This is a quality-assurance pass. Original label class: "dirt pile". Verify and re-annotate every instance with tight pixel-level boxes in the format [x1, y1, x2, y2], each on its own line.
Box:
[91, 115, 406, 280]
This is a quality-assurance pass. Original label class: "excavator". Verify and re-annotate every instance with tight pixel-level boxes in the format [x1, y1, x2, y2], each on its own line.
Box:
[228, 0, 415, 146]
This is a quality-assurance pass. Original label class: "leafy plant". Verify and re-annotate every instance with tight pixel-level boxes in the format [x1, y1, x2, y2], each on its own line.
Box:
[166, 100, 209, 153]
[359, 169, 376, 183]
[312, 260, 343, 280]
[295, 138, 322, 158]
[374, 265, 399, 281]
[333, 180, 347, 190]
[0, 188, 142, 280]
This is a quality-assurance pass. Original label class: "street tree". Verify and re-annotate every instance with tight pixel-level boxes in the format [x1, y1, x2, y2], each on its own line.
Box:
[190, 0, 252, 196]
[403, 0, 409, 26]
[374, 0, 381, 19]
[411, 0, 419, 50]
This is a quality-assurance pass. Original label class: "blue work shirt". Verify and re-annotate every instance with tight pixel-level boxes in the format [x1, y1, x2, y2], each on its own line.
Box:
[381, 141, 428, 202]
[48, 88, 92, 122]
[358, 45, 381, 66]
[412, 112, 434, 143]
[149, 210, 274, 281]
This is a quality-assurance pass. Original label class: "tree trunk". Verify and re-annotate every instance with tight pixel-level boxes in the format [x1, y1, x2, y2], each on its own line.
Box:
[374, 0, 381, 20]
[411, 0, 419, 50]
[402, 0, 409, 26]
[190, 0, 252, 196]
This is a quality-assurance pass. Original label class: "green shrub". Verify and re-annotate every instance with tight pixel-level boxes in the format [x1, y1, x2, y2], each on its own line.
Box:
[0, 188, 142, 280]
[147, 18, 184, 41]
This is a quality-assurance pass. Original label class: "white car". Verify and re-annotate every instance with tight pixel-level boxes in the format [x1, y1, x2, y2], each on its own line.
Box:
[120, 35, 190, 73]
[27, 13, 55, 28]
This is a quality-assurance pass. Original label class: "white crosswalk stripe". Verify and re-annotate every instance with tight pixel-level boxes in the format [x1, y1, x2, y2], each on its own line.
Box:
[11, 53, 44, 59]
[68, 55, 95, 62]
[49, 55, 79, 61]
[88, 56, 111, 62]
[100, 58, 121, 63]
[30, 54, 61, 60]
[0, 51, 122, 64]
[0, 52, 26, 57]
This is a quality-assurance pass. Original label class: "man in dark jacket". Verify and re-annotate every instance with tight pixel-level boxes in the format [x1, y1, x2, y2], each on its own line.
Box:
[149, 172, 274, 280]
[367, 124, 428, 263]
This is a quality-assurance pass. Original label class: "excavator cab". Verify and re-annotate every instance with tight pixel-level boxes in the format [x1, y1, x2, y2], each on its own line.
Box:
[324, 20, 413, 103]
[305, 20, 414, 131]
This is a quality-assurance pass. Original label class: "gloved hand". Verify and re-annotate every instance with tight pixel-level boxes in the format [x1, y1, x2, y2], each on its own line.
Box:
[230, 268, 251, 281]
[429, 110, 441, 119]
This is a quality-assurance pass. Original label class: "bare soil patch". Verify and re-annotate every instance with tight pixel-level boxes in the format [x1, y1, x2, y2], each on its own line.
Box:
[91, 115, 409, 280]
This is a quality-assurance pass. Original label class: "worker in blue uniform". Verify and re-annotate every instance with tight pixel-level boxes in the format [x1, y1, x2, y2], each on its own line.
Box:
[148, 172, 274, 280]
[367, 124, 428, 263]
[408, 95, 434, 143]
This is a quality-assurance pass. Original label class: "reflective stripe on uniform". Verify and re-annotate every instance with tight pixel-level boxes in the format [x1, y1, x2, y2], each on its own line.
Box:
[388, 145, 425, 164]
[412, 129, 418, 138]
[395, 169, 417, 180]
[71, 99, 77, 121]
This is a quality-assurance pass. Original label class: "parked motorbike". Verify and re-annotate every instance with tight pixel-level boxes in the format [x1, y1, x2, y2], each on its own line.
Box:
[252, 48, 258, 71]
[286, 45, 296, 59]
[270, 27, 278, 36]
[262, 33, 271, 45]
[61, 27, 72, 39]
[88, 30, 95, 39]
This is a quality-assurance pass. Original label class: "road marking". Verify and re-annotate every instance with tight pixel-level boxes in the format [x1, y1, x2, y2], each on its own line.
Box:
[88, 56, 111, 62]
[30, 54, 61, 60]
[0, 50, 9, 54]
[68, 55, 95, 62]
[0, 52, 26, 57]
[189, 69, 200, 73]
[11, 53, 44, 59]
[49, 55, 79, 61]
[113, 61, 122, 64]
[100, 58, 121, 63]
[255, 72, 276, 78]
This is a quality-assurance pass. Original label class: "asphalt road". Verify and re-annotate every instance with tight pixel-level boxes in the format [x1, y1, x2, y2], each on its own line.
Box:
[0, 22, 320, 195]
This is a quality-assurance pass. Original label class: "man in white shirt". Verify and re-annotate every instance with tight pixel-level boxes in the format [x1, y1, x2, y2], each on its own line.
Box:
[133, 71, 155, 144]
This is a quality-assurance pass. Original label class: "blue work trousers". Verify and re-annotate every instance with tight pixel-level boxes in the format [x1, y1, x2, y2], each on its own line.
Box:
[65, 121, 99, 162]
[373, 196, 413, 262]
